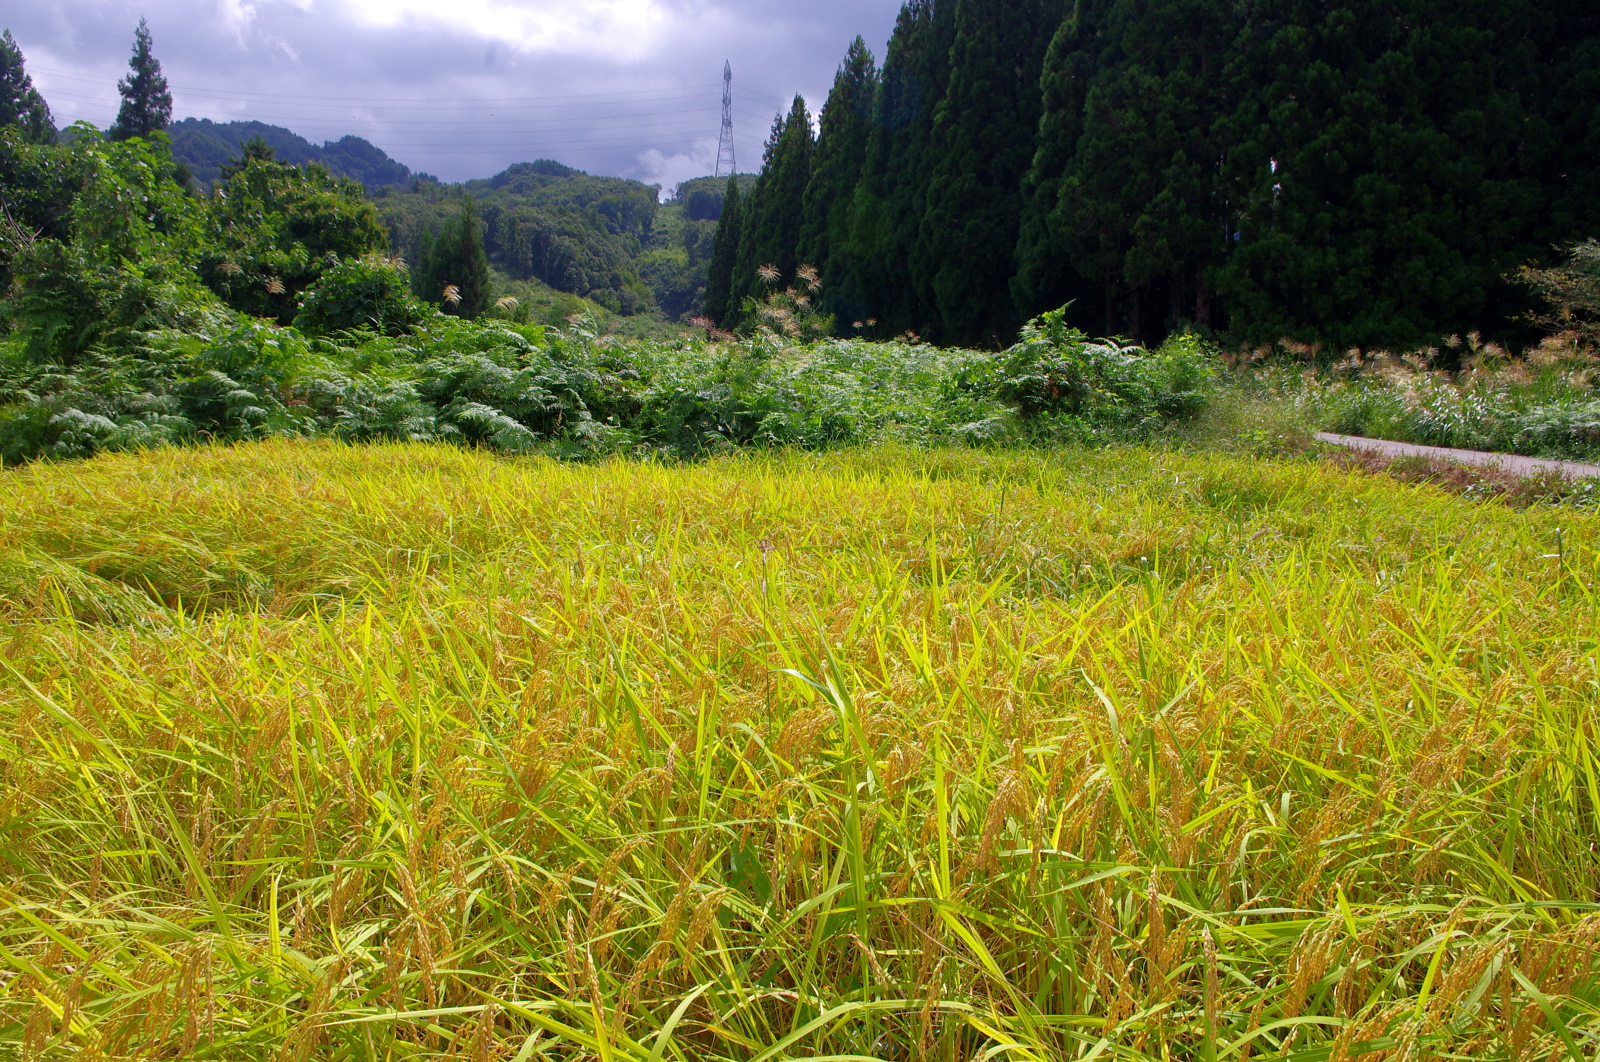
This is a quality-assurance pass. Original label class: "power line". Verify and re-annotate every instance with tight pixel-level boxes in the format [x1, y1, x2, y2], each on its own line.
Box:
[36, 64, 790, 110]
[33, 66, 730, 105]
[43, 89, 732, 115]
[38, 62, 780, 175]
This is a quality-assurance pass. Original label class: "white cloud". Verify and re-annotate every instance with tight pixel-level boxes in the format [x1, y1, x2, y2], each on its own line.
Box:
[631, 138, 718, 201]
[331, 0, 670, 60]
[218, 0, 258, 41]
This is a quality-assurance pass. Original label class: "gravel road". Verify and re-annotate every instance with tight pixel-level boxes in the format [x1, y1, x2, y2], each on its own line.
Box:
[1315, 432, 1600, 480]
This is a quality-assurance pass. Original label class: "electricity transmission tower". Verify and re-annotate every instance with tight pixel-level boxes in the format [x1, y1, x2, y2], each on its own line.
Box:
[715, 61, 736, 178]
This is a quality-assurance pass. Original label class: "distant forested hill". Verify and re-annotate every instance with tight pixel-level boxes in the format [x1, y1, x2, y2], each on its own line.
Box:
[168, 119, 417, 193]
[169, 119, 742, 318]
[379, 165, 745, 318]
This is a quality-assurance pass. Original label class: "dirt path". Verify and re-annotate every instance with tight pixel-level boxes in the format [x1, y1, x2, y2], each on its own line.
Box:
[1315, 432, 1600, 480]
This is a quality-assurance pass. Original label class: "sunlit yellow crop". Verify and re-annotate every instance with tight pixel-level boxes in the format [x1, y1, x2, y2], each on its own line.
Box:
[3, 440, 1598, 1060]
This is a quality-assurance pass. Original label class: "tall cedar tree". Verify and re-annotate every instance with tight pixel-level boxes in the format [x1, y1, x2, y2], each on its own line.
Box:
[1016, 0, 1240, 343]
[841, 0, 948, 337]
[797, 37, 877, 326]
[704, 174, 743, 325]
[415, 195, 491, 319]
[918, 0, 1068, 346]
[109, 20, 172, 142]
[1215, 0, 1584, 349]
[729, 97, 814, 322]
[0, 30, 54, 144]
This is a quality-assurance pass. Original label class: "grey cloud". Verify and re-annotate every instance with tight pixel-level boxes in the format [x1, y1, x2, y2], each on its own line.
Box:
[7, 0, 902, 185]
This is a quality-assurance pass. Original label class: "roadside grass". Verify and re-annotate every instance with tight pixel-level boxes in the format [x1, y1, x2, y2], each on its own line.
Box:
[3, 440, 1600, 1060]
[1191, 347, 1600, 464]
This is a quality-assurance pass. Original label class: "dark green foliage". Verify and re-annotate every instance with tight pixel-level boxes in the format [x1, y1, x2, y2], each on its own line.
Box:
[1546, 29, 1600, 241]
[704, 175, 743, 325]
[798, 38, 877, 326]
[292, 256, 427, 337]
[841, 0, 952, 339]
[108, 20, 172, 143]
[1017, 0, 1600, 348]
[406, 318, 616, 447]
[6, 240, 222, 366]
[0, 30, 54, 145]
[981, 306, 1214, 423]
[1, 290, 1218, 465]
[4, 129, 222, 365]
[719, 0, 1600, 350]
[167, 119, 412, 193]
[411, 195, 491, 318]
[218, 135, 276, 181]
[920, 0, 1067, 346]
[1211, 0, 1575, 350]
[0, 315, 629, 463]
[319, 136, 412, 195]
[0, 322, 328, 462]
[683, 184, 723, 222]
[0, 128, 84, 291]
[1016, 0, 1236, 343]
[199, 147, 388, 324]
[729, 98, 815, 322]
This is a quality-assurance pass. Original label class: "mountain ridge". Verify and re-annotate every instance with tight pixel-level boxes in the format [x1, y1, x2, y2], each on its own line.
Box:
[168, 118, 421, 193]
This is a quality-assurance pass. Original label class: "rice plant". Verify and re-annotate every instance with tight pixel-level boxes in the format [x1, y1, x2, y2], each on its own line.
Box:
[2, 440, 1599, 1060]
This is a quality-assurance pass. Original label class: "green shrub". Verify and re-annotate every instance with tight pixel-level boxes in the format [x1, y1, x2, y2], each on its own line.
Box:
[6, 239, 230, 365]
[292, 256, 427, 337]
[200, 152, 387, 324]
[975, 307, 1215, 427]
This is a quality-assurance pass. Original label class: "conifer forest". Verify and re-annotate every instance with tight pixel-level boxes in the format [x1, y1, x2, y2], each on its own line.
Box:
[710, 1, 1600, 350]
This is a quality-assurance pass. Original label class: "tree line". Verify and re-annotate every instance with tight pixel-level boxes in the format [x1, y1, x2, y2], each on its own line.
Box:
[1, 19, 173, 147]
[707, 0, 1600, 350]
[0, 25, 729, 324]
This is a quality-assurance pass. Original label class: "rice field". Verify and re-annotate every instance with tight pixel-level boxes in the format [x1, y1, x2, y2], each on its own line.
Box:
[2, 439, 1599, 1061]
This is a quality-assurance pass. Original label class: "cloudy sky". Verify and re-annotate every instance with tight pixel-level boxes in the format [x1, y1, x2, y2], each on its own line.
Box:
[9, 0, 903, 193]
